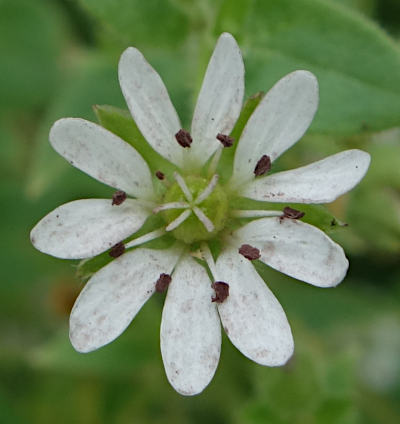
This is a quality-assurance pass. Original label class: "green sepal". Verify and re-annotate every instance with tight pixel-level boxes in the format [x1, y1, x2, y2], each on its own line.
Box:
[76, 251, 112, 283]
[94, 104, 177, 178]
[217, 92, 264, 183]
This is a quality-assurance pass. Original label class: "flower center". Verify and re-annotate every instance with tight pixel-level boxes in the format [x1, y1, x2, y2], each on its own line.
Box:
[161, 175, 228, 244]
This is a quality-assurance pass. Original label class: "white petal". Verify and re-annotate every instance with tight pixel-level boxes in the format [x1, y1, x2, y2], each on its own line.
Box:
[70, 246, 181, 353]
[30, 199, 149, 259]
[216, 248, 293, 366]
[50, 118, 154, 199]
[119, 47, 183, 167]
[235, 218, 348, 287]
[161, 256, 221, 396]
[241, 150, 371, 203]
[189, 33, 244, 168]
[232, 71, 319, 186]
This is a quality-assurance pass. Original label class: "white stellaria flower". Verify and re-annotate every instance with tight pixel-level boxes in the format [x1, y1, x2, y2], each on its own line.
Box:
[30, 33, 370, 396]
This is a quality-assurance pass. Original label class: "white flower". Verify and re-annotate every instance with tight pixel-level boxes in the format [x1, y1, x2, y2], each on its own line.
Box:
[30, 33, 370, 396]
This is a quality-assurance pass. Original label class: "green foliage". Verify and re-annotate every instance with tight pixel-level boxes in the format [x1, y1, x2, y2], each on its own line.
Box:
[78, 0, 189, 47]
[215, 0, 400, 135]
[238, 342, 361, 424]
[0, 0, 63, 111]
[343, 141, 400, 254]
[1, 0, 400, 423]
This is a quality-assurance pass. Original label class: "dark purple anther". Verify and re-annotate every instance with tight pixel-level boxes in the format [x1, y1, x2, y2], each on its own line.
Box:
[155, 171, 165, 180]
[112, 190, 127, 205]
[239, 244, 261, 260]
[212, 281, 230, 303]
[109, 242, 125, 258]
[281, 206, 305, 220]
[216, 133, 234, 147]
[175, 129, 192, 148]
[155, 273, 172, 293]
[254, 155, 271, 176]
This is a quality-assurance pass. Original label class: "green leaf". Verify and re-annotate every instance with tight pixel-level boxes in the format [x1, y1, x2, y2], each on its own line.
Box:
[347, 187, 400, 254]
[343, 142, 400, 254]
[94, 105, 177, 178]
[335, 0, 375, 15]
[30, 302, 161, 378]
[238, 326, 360, 424]
[0, 0, 63, 111]
[363, 142, 400, 189]
[77, 0, 188, 47]
[215, 0, 400, 135]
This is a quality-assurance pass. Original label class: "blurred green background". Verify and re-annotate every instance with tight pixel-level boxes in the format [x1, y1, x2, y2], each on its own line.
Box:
[1, 0, 400, 423]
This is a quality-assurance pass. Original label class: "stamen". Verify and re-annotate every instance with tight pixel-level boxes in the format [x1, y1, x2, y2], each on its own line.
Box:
[109, 242, 125, 258]
[112, 190, 127, 205]
[175, 129, 192, 148]
[173, 172, 193, 202]
[155, 171, 165, 180]
[155, 273, 172, 293]
[200, 244, 229, 303]
[216, 133, 234, 147]
[135, 199, 157, 209]
[125, 228, 166, 249]
[239, 244, 261, 260]
[212, 282, 230, 303]
[281, 206, 305, 220]
[195, 174, 219, 205]
[153, 202, 189, 214]
[231, 210, 281, 218]
[254, 155, 271, 176]
[193, 207, 214, 232]
[165, 209, 192, 231]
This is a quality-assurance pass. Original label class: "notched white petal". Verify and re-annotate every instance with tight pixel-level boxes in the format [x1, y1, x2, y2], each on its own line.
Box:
[119, 47, 183, 167]
[70, 246, 181, 353]
[30, 199, 149, 259]
[232, 70, 319, 186]
[50, 118, 153, 199]
[241, 150, 371, 203]
[189, 33, 244, 168]
[216, 248, 294, 366]
[235, 218, 349, 287]
[161, 256, 221, 396]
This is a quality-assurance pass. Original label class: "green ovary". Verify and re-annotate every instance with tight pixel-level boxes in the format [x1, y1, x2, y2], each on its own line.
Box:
[162, 176, 228, 244]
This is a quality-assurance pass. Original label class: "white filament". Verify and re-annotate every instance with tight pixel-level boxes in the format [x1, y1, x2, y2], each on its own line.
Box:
[193, 207, 215, 232]
[195, 174, 219, 205]
[231, 210, 282, 218]
[173, 172, 193, 202]
[165, 209, 192, 231]
[153, 201, 189, 213]
[125, 228, 166, 249]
